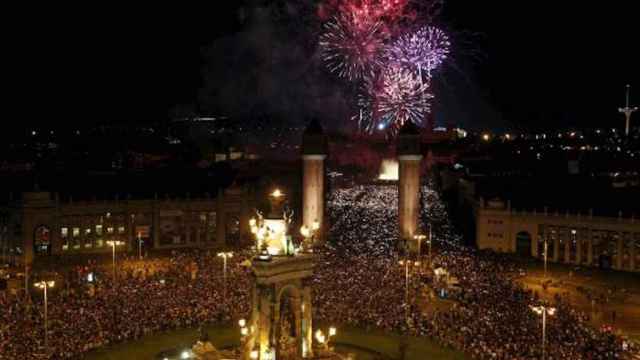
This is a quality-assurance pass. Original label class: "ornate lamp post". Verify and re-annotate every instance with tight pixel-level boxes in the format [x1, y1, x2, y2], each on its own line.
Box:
[530, 304, 556, 360]
[413, 234, 426, 258]
[314, 326, 337, 351]
[217, 251, 233, 298]
[35, 280, 55, 350]
[137, 232, 144, 260]
[106, 240, 124, 282]
[540, 233, 549, 279]
[399, 259, 421, 325]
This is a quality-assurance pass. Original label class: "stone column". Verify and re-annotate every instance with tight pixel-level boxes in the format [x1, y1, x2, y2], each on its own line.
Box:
[397, 123, 423, 253]
[630, 237, 636, 271]
[564, 231, 571, 263]
[398, 154, 422, 244]
[152, 200, 160, 249]
[204, 210, 211, 244]
[302, 155, 326, 237]
[217, 189, 226, 247]
[553, 233, 560, 262]
[531, 230, 539, 258]
[576, 231, 582, 264]
[126, 210, 133, 251]
[587, 229, 593, 266]
[240, 187, 250, 246]
[616, 233, 624, 270]
[301, 119, 328, 242]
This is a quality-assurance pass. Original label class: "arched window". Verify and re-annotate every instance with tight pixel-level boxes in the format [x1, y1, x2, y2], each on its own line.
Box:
[34, 226, 51, 255]
[515, 231, 532, 257]
[226, 215, 240, 246]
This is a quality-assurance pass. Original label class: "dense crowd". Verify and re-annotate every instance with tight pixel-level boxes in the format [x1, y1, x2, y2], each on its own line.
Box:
[1, 251, 252, 359]
[1, 181, 636, 359]
[317, 183, 634, 359]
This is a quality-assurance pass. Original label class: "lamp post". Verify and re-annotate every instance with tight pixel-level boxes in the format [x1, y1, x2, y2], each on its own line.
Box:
[315, 326, 337, 351]
[35, 280, 55, 351]
[137, 232, 143, 260]
[542, 233, 549, 279]
[530, 304, 556, 360]
[217, 251, 233, 299]
[399, 259, 421, 325]
[428, 226, 433, 263]
[106, 240, 124, 283]
[413, 234, 426, 258]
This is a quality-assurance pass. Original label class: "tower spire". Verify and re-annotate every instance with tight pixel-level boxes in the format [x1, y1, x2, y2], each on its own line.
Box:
[618, 84, 638, 136]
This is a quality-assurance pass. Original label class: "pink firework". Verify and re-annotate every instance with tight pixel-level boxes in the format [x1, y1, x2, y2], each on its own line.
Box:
[319, 14, 386, 80]
[354, 65, 432, 134]
[386, 26, 450, 80]
[319, 0, 411, 23]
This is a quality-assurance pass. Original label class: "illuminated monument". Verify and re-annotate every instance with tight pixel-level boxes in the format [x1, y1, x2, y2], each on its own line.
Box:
[397, 122, 423, 253]
[241, 121, 330, 360]
[301, 119, 328, 242]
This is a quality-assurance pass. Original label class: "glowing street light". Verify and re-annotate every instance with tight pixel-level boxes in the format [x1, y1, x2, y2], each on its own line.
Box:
[137, 232, 144, 260]
[531, 304, 556, 360]
[399, 259, 421, 325]
[413, 234, 426, 257]
[35, 280, 55, 350]
[427, 226, 434, 263]
[217, 252, 233, 299]
[315, 326, 337, 351]
[106, 240, 124, 282]
[300, 219, 320, 251]
[271, 188, 283, 198]
[540, 233, 549, 279]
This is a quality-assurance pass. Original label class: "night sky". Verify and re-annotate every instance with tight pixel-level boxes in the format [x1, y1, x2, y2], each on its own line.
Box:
[14, 1, 639, 132]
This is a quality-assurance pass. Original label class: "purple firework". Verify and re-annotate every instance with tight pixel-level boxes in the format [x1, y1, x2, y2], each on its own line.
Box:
[354, 65, 433, 134]
[386, 26, 450, 80]
[319, 14, 386, 81]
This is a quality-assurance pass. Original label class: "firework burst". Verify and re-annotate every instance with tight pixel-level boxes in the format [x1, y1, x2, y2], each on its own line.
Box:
[386, 26, 450, 80]
[319, 0, 411, 23]
[354, 66, 432, 134]
[320, 14, 386, 81]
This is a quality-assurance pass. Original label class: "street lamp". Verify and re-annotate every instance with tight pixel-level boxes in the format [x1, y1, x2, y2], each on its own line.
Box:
[399, 259, 421, 325]
[428, 226, 433, 263]
[271, 188, 283, 199]
[413, 234, 426, 257]
[106, 240, 124, 282]
[530, 304, 556, 360]
[35, 280, 55, 351]
[540, 233, 549, 279]
[217, 252, 233, 299]
[137, 232, 144, 260]
[315, 326, 337, 351]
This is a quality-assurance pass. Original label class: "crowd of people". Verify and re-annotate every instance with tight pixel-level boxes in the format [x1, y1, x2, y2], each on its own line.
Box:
[318, 183, 635, 359]
[1, 251, 252, 359]
[1, 181, 636, 359]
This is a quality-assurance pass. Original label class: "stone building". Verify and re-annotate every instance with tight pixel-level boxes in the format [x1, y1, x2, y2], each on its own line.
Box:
[475, 198, 640, 272]
[1, 183, 255, 266]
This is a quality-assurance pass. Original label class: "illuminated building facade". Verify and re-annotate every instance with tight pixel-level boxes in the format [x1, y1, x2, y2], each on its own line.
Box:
[476, 198, 640, 272]
[2, 184, 254, 266]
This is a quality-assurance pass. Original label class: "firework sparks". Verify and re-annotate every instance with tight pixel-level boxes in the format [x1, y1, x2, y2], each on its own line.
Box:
[319, 0, 411, 23]
[354, 66, 432, 134]
[386, 26, 450, 80]
[320, 14, 386, 80]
